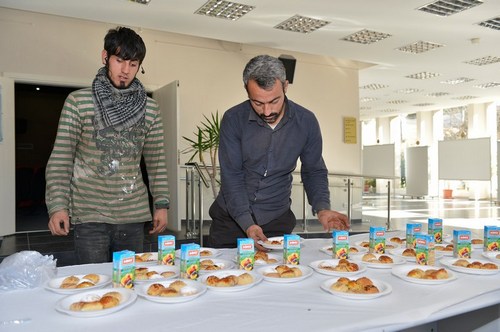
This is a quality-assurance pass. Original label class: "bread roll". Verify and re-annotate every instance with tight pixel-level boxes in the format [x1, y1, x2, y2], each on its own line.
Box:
[407, 268, 425, 279]
[378, 255, 393, 264]
[169, 280, 187, 291]
[76, 281, 95, 288]
[147, 283, 165, 296]
[453, 259, 469, 267]
[99, 295, 120, 308]
[362, 253, 376, 262]
[482, 263, 498, 270]
[402, 248, 416, 257]
[82, 274, 100, 284]
[237, 273, 254, 285]
[159, 287, 179, 297]
[80, 301, 104, 311]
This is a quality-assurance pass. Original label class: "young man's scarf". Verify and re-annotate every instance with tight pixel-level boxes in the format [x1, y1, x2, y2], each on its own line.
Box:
[92, 66, 147, 133]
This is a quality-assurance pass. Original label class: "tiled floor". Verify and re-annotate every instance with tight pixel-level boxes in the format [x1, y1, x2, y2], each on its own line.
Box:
[1, 195, 499, 266]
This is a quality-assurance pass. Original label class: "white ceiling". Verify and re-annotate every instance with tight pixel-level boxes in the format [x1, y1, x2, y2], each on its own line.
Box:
[1, 0, 500, 119]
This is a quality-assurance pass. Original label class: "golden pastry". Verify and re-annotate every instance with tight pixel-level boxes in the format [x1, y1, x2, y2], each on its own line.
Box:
[407, 268, 425, 279]
[378, 255, 393, 264]
[362, 253, 376, 262]
[169, 280, 187, 291]
[147, 283, 165, 296]
[402, 248, 416, 257]
[99, 295, 120, 309]
[82, 274, 100, 284]
[159, 287, 179, 297]
[453, 259, 469, 267]
[160, 271, 176, 278]
[76, 281, 95, 288]
[482, 263, 498, 270]
[237, 273, 254, 285]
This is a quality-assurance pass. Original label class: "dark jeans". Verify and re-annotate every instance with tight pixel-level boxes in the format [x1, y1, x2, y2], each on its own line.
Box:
[208, 201, 296, 248]
[74, 222, 145, 264]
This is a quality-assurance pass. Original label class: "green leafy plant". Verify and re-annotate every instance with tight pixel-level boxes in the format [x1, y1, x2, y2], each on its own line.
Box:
[182, 111, 220, 198]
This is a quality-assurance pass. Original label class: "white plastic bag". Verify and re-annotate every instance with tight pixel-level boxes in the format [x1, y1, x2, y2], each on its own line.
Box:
[0, 250, 56, 292]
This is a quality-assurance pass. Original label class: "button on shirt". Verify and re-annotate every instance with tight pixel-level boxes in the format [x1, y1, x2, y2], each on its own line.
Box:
[215, 98, 331, 232]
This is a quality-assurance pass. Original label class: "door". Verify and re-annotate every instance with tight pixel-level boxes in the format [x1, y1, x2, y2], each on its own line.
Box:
[153, 80, 181, 232]
[0, 76, 16, 236]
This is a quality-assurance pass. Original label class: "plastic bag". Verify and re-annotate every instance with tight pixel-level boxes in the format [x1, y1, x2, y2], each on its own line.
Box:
[0, 250, 57, 292]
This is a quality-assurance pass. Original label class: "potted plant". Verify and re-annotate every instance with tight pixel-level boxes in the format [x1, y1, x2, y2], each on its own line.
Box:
[182, 111, 220, 198]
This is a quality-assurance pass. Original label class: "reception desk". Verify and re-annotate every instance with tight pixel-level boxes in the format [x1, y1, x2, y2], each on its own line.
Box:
[0, 233, 499, 332]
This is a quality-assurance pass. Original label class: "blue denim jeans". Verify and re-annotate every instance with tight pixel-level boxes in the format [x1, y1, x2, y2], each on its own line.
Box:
[73, 222, 145, 264]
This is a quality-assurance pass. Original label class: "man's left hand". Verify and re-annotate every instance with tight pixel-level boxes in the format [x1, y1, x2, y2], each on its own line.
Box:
[317, 210, 350, 232]
[150, 208, 168, 234]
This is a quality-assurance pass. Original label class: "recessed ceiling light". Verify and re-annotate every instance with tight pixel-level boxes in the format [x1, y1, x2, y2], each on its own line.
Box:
[417, 0, 483, 17]
[195, 0, 255, 21]
[396, 40, 444, 54]
[453, 95, 478, 100]
[395, 88, 422, 94]
[274, 15, 330, 34]
[478, 16, 500, 30]
[360, 84, 388, 90]
[406, 72, 441, 80]
[440, 77, 474, 85]
[360, 97, 379, 103]
[129, 0, 151, 4]
[473, 82, 500, 88]
[341, 29, 391, 44]
[464, 56, 500, 66]
[426, 92, 450, 97]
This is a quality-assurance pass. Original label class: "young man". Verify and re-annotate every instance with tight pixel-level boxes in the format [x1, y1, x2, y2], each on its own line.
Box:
[46, 27, 170, 264]
[208, 54, 349, 250]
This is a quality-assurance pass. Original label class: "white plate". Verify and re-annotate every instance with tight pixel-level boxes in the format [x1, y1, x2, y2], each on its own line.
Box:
[309, 259, 366, 276]
[439, 258, 499, 275]
[134, 252, 159, 265]
[134, 265, 180, 283]
[200, 270, 263, 292]
[482, 251, 500, 263]
[258, 236, 285, 250]
[391, 264, 457, 285]
[175, 247, 221, 258]
[434, 245, 454, 256]
[256, 264, 313, 283]
[320, 277, 392, 300]
[45, 274, 111, 295]
[319, 245, 368, 256]
[354, 241, 400, 251]
[254, 253, 282, 265]
[135, 279, 207, 303]
[199, 258, 235, 273]
[55, 288, 136, 317]
[388, 248, 417, 262]
[351, 253, 406, 269]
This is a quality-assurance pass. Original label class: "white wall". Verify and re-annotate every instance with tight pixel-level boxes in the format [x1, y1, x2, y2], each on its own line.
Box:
[0, 8, 363, 233]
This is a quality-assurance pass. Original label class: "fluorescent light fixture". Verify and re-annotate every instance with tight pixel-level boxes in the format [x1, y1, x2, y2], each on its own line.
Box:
[387, 100, 408, 104]
[195, 0, 255, 21]
[360, 97, 379, 103]
[130, 0, 151, 4]
[478, 17, 500, 30]
[406, 72, 441, 80]
[396, 40, 444, 54]
[453, 95, 478, 100]
[360, 84, 388, 90]
[274, 15, 330, 33]
[473, 82, 500, 88]
[417, 0, 483, 17]
[413, 103, 435, 107]
[426, 92, 450, 97]
[440, 77, 474, 84]
[464, 56, 500, 66]
[341, 29, 391, 44]
[395, 88, 422, 94]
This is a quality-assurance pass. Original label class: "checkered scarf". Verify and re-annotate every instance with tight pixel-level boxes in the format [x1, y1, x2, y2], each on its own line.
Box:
[92, 67, 147, 133]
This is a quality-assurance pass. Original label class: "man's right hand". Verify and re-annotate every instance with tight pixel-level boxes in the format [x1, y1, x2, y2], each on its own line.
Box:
[246, 224, 269, 252]
[48, 210, 70, 236]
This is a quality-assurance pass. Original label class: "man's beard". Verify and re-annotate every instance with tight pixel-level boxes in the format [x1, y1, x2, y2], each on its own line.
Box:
[260, 112, 280, 124]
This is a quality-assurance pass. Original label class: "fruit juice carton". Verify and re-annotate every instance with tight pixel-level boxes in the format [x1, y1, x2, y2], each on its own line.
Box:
[484, 226, 500, 251]
[112, 250, 135, 289]
[453, 230, 472, 258]
[369, 226, 385, 254]
[406, 223, 422, 249]
[415, 234, 435, 266]
[180, 243, 200, 280]
[428, 218, 443, 244]
[283, 234, 301, 265]
[237, 238, 255, 270]
[332, 230, 349, 259]
[158, 235, 176, 265]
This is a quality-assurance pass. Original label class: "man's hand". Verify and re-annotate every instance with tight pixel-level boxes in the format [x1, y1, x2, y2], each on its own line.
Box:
[150, 208, 168, 234]
[48, 210, 70, 236]
[246, 224, 269, 251]
[317, 210, 350, 232]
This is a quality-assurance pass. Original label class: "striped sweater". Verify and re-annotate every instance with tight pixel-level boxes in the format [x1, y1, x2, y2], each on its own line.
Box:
[45, 88, 170, 224]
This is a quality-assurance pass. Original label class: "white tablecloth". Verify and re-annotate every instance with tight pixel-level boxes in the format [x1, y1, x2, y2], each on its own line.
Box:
[1, 233, 499, 332]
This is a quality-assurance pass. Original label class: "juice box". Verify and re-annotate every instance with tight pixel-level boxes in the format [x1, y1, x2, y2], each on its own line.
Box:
[428, 218, 443, 244]
[112, 250, 135, 289]
[369, 226, 385, 254]
[415, 234, 435, 266]
[180, 243, 200, 280]
[453, 230, 471, 258]
[332, 230, 349, 259]
[158, 235, 176, 265]
[484, 226, 500, 251]
[237, 238, 255, 270]
[283, 234, 301, 265]
[406, 223, 422, 249]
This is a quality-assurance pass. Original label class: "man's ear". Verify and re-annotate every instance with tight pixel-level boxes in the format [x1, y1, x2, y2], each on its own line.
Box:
[101, 50, 108, 65]
[283, 80, 289, 94]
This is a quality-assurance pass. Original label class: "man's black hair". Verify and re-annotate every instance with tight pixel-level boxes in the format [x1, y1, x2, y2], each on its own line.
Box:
[104, 27, 146, 64]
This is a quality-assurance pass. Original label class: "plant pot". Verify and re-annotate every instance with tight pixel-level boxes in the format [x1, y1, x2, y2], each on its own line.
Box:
[443, 189, 453, 199]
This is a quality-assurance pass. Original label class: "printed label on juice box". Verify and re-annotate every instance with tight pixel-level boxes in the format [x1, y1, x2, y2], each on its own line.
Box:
[415, 234, 435, 266]
[283, 234, 300, 265]
[158, 235, 176, 265]
[237, 238, 255, 270]
[369, 227, 385, 254]
[180, 243, 200, 280]
[453, 230, 471, 258]
[484, 226, 500, 251]
[406, 223, 422, 249]
[112, 250, 135, 289]
[332, 230, 349, 259]
[428, 218, 443, 244]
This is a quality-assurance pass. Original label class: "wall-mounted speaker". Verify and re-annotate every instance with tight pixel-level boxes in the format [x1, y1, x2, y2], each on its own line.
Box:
[278, 55, 296, 84]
